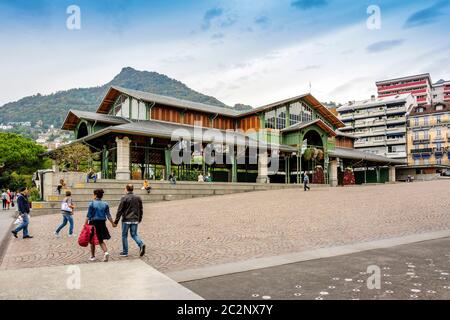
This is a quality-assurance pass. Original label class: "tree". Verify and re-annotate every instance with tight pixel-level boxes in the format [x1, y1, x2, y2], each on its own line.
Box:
[0, 133, 47, 175]
[0, 132, 50, 189]
[53, 143, 99, 171]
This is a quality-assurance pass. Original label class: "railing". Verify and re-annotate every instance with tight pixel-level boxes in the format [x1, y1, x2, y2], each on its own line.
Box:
[385, 107, 406, 114]
[377, 79, 427, 92]
[411, 148, 433, 154]
[386, 138, 406, 145]
[413, 138, 430, 144]
[386, 116, 406, 123]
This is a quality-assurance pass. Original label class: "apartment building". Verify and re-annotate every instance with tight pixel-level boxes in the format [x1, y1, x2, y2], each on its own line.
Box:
[405, 102, 450, 177]
[376, 74, 432, 106]
[337, 93, 416, 162]
[432, 79, 450, 103]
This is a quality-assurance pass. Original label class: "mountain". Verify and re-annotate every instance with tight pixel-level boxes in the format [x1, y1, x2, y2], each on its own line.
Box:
[0, 67, 231, 128]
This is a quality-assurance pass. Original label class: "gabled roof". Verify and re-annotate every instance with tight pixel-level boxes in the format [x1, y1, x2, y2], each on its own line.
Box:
[281, 119, 337, 137]
[240, 93, 345, 128]
[97, 86, 240, 117]
[95, 86, 344, 128]
[61, 110, 130, 130]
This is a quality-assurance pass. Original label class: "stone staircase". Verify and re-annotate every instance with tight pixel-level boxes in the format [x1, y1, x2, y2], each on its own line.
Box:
[30, 180, 324, 216]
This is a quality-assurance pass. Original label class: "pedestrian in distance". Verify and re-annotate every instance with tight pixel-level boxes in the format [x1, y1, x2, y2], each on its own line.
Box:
[11, 187, 33, 239]
[55, 191, 75, 237]
[113, 184, 146, 257]
[303, 173, 310, 191]
[56, 179, 65, 195]
[1, 190, 7, 210]
[85, 189, 114, 262]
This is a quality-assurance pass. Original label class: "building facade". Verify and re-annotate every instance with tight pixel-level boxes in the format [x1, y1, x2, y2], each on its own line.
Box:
[59, 86, 401, 185]
[405, 102, 450, 177]
[376, 74, 432, 106]
[336, 94, 416, 163]
[432, 79, 450, 103]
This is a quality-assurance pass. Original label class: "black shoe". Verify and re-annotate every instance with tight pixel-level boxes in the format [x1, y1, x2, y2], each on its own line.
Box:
[140, 244, 146, 257]
[11, 231, 18, 238]
[23, 235, 33, 239]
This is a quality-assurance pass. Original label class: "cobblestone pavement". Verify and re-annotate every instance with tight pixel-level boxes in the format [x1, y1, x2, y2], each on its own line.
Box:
[1, 181, 450, 273]
[183, 237, 450, 300]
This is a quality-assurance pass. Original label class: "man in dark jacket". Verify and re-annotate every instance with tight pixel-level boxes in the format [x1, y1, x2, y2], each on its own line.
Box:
[12, 187, 33, 239]
[113, 184, 145, 257]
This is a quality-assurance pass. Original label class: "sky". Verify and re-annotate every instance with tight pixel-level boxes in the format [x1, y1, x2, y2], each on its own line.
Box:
[0, 0, 449, 107]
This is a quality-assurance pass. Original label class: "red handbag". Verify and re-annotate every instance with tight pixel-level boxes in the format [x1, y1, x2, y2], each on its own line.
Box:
[78, 224, 99, 247]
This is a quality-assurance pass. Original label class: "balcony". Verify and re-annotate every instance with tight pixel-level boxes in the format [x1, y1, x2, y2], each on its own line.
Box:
[386, 127, 406, 134]
[377, 80, 427, 92]
[386, 116, 406, 124]
[434, 136, 445, 143]
[385, 107, 406, 115]
[367, 109, 385, 117]
[413, 138, 430, 145]
[386, 151, 407, 158]
[411, 148, 433, 155]
[386, 137, 406, 145]
[434, 147, 445, 157]
[339, 113, 353, 120]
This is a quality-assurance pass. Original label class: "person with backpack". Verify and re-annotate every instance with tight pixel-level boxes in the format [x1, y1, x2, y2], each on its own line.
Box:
[55, 191, 75, 237]
[11, 187, 33, 239]
[113, 184, 146, 257]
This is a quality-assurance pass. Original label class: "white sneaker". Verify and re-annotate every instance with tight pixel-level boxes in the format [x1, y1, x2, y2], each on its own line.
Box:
[54, 232, 60, 238]
[103, 252, 109, 262]
[89, 256, 96, 261]
[68, 234, 74, 238]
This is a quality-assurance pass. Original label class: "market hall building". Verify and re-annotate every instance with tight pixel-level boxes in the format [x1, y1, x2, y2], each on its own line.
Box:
[60, 86, 404, 185]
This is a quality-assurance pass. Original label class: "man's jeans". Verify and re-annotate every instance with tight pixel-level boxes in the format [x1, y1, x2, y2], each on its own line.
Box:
[14, 213, 29, 237]
[56, 213, 74, 235]
[87, 174, 97, 183]
[122, 222, 144, 254]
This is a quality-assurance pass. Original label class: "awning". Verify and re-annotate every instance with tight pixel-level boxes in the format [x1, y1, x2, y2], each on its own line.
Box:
[328, 147, 405, 166]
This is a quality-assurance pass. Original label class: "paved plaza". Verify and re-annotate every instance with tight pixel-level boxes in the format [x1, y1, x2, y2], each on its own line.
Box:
[1, 180, 450, 274]
[184, 237, 450, 300]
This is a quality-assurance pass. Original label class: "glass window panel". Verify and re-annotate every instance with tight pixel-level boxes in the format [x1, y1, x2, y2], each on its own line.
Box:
[265, 110, 275, 129]
[138, 101, 147, 120]
[289, 102, 301, 126]
[130, 99, 139, 120]
[276, 107, 286, 129]
[122, 97, 130, 118]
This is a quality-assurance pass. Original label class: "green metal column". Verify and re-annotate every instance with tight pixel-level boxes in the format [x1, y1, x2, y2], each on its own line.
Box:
[231, 149, 238, 183]
[285, 156, 290, 184]
[376, 166, 380, 183]
[101, 146, 109, 179]
[364, 162, 367, 184]
[164, 148, 172, 180]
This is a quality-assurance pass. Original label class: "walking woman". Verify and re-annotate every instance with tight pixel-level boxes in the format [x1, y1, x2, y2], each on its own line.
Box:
[85, 189, 114, 262]
[55, 191, 75, 237]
